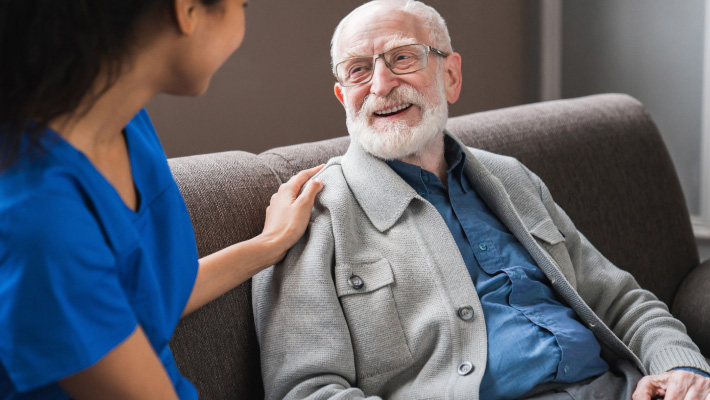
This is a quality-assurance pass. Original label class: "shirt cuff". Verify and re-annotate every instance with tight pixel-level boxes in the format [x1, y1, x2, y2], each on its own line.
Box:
[672, 367, 710, 378]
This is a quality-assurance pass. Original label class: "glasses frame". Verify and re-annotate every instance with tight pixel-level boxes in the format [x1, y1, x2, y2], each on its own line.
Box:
[333, 43, 449, 87]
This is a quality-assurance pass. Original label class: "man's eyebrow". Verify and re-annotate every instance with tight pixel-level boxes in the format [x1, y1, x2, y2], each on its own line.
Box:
[341, 46, 370, 60]
[340, 36, 419, 60]
[382, 36, 418, 52]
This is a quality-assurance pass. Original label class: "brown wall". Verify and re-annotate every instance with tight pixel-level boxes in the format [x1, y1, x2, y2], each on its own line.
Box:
[147, 1, 536, 158]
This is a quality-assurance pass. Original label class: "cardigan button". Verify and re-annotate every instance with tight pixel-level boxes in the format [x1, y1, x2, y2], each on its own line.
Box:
[348, 275, 364, 290]
[457, 306, 474, 321]
[458, 361, 474, 376]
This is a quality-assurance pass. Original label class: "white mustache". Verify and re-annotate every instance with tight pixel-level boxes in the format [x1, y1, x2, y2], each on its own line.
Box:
[358, 85, 426, 117]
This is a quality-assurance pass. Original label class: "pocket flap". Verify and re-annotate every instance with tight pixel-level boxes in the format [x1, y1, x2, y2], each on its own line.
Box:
[529, 218, 566, 245]
[335, 259, 395, 297]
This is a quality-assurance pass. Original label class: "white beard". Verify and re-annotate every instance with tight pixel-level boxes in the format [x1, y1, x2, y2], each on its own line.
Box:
[344, 77, 449, 160]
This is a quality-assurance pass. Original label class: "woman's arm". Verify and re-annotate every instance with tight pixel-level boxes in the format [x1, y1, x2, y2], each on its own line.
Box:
[181, 165, 324, 317]
[59, 326, 178, 400]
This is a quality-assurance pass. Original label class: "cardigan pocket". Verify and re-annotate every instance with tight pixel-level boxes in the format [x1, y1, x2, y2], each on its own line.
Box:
[335, 259, 413, 379]
[529, 218, 565, 245]
[529, 218, 578, 289]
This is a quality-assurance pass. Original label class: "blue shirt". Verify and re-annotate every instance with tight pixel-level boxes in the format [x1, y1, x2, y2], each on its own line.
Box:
[387, 137, 608, 399]
[0, 110, 199, 399]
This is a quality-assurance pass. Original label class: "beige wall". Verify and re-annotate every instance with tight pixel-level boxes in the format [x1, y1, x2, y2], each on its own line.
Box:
[147, 1, 535, 158]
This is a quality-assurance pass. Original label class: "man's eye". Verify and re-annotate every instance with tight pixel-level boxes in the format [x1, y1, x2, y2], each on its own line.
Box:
[349, 65, 371, 76]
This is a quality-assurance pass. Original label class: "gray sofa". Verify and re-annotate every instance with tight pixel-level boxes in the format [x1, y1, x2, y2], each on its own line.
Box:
[167, 94, 710, 399]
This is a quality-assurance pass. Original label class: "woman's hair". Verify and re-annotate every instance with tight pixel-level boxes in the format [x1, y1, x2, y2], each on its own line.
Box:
[0, 0, 220, 170]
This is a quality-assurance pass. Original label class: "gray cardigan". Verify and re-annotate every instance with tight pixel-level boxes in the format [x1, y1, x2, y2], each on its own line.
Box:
[253, 134, 710, 400]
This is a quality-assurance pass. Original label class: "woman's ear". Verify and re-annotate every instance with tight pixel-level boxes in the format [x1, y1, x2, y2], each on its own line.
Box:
[173, 0, 200, 35]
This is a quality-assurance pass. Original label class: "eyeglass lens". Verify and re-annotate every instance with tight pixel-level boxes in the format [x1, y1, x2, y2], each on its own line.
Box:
[336, 44, 429, 87]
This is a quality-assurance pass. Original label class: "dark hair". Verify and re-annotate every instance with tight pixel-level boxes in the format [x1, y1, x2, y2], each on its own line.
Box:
[0, 0, 220, 170]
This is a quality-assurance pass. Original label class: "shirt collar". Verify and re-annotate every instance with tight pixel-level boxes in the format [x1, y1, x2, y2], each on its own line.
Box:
[342, 131, 482, 232]
[385, 135, 469, 196]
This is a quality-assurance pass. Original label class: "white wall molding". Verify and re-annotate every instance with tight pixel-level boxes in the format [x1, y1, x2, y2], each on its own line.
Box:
[540, 0, 563, 101]
[693, 0, 710, 239]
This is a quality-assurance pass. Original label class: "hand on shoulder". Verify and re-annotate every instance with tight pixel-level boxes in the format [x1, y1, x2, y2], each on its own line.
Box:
[258, 164, 325, 265]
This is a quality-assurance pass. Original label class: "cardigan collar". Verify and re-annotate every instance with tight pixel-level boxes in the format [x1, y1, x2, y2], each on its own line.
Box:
[341, 131, 497, 232]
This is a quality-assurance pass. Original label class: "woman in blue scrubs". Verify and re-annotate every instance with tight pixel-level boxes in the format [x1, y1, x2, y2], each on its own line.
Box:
[0, 0, 323, 398]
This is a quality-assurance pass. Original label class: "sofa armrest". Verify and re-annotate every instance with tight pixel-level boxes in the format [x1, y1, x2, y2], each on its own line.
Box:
[672, 260, 710, 357]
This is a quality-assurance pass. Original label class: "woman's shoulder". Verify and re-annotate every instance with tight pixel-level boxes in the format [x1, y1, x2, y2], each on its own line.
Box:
[0, 157, 107, 253]
[127, 108, 163, 153]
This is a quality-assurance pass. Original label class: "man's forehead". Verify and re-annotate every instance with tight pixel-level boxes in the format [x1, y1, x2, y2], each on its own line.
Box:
[342, 35, 419, 59]
[337, 7, 427, 59]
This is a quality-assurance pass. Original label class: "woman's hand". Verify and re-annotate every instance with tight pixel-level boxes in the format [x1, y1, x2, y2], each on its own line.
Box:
[259, 164, 325, 265]
[184, 164, 325, 317]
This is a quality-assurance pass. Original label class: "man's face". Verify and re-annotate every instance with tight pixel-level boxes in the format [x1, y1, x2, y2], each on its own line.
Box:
[333, 6, 454, 160]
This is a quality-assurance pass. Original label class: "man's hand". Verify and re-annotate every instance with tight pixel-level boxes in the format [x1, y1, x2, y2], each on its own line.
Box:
[632, 370, 710, 400]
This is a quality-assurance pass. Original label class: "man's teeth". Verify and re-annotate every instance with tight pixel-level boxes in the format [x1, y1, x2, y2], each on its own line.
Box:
[374, 104, 411, 116]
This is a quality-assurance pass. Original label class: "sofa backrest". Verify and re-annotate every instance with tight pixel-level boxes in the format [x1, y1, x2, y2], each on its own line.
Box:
[168, 93, 699, 399]
[169, 151, 274, 399]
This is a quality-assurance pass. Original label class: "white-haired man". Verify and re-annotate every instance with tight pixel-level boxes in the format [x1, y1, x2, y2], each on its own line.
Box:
[253, 1, 710, 399]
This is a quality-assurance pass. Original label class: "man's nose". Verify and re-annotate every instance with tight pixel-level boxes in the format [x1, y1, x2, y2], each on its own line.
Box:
[369, 57, 399, 97]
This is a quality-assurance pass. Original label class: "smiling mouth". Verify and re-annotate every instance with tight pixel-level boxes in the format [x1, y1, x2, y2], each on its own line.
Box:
[373, 103, 413, 117]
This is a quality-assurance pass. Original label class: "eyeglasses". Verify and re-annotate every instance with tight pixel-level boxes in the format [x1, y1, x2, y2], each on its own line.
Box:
[333, 43, 449, 87]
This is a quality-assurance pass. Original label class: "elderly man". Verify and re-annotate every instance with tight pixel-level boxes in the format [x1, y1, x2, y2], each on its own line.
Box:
[253, 1, 710, 399]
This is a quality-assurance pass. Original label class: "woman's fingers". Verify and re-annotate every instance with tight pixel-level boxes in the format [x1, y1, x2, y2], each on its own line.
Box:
[294, 178, 324, 208]
[281, 164, 325, 195]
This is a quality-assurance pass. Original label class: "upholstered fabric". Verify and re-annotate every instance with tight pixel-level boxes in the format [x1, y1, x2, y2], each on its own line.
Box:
[672, 260, 710, 356]
[259, 136, 350, 183]
[168, 151, 277, 399]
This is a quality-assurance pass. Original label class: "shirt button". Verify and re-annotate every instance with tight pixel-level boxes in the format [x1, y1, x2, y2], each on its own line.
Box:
[458, 361, 474, 376]
[422, 174, 430, 182]
[348, 275, 364, 290]
[457, 306, 474, 321]
[564, 364, 570, 374]
[478, 243, 487, 251]
[513, 272, 522, 280]
[418, 190, 426, 197]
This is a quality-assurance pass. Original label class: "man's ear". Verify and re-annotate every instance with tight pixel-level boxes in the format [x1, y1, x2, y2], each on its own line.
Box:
[173, 0, 200, 35]
[443, 52, 463, 104]
[334, 84, 346, 107]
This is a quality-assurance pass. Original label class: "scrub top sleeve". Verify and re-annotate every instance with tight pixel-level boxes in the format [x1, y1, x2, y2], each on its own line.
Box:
[0, 192, 138, 392]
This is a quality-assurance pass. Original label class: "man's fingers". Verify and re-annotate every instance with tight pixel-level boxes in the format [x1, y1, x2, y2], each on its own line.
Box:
[633, 376, 665, 400]
[664, 372, 692, 400]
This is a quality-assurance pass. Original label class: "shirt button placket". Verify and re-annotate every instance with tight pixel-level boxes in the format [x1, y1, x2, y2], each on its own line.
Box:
[457, 305, 475, 321]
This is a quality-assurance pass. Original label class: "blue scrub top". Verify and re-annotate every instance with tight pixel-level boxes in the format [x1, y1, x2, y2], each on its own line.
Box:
[0, 110, 199, 399]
